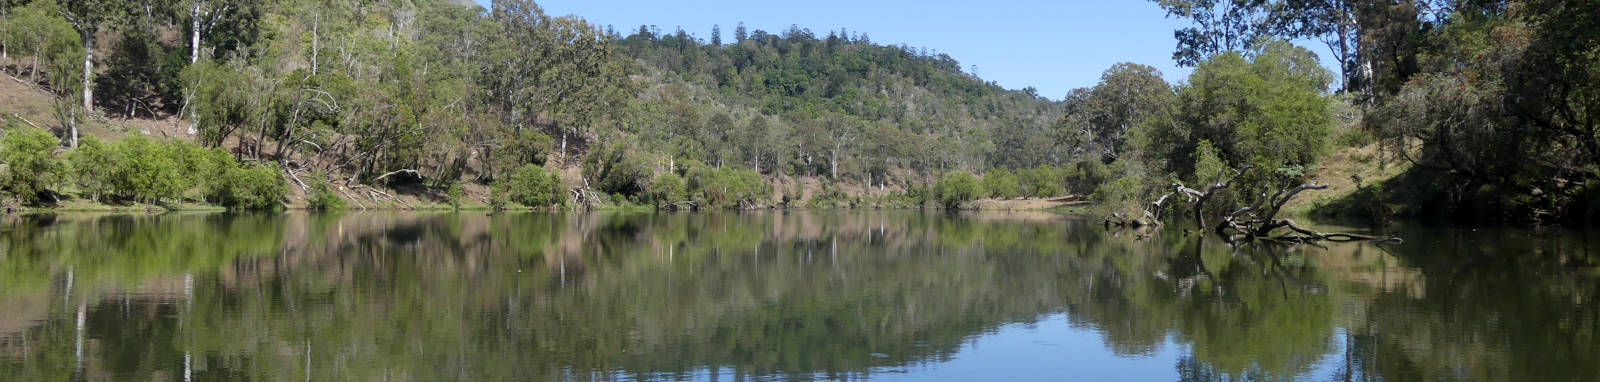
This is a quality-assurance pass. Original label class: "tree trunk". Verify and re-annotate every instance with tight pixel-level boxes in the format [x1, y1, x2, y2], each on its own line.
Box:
[69, 110, 79, 148]
[30, 42, 39, 82]
[830, 147, 839, 179]
[81, 36, 93, 112]
[310, 13, 319, 75]
[190, 1, 202, 64]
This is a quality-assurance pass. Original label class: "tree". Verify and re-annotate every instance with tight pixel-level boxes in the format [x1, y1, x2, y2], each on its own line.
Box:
[217, 161, 286, 210]
[734, 22, 747, 42]
[482, 0, 630, 164]
[60, 0, 126, 113]
[710, 24, 721, 46]
[67, 135, 116, 201]
[4, 0, 78, 84]
[1151, 0, 1274, 66]
[822, 114, 858, 180]
[1, 127, 64, 204]
[1067, 63, 1173, 162]
[934, 171, 983, 209]
[182, 59, 251, 148]
[1135, 39, 1334, 181]
[496, 164, 564, 209]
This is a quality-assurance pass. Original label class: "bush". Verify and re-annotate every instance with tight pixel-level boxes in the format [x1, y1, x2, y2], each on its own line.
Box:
[495, 164, 564, 209]
[1018, 165, 1064, 197]
[218, 162, 287, 210]
[67, 135, 116, 201]
[686, 165, 769, 209]
[446, 183, 464, 209]
[650, 172, 685, 206]
[1, 127, 64, 204]
[982, 169, 1021, 199]
[171, 141, 233, 200]
[1064, 159, 1110, 195]
[111, 135, 185, 203]
[305, 176, 345, 211]
[934, 171, 984, 210]
[588, 147, 654, 198]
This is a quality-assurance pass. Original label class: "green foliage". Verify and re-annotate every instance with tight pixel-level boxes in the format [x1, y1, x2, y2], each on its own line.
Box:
[495, 164, 564, 209]
[1063, 159, 1111, 195]
[217, 162, 287, 210]
[66, 135, 115, 200]
[933, 171, 983, 209]
[651, 172, 686, 206]
[446, 183, 464, 209]
[1017, 166, 1064, 198]
[182, 60, 255, 148]
[0, 127, 63, 204]
[585, 141, 655, 198]
[1134, 40, 1332, 190]
[1061, 63, 1174, 163]
[982, 169, 1021, 199]
[686, 165, 770, 209]
[305, 176, 345, 211]
[1190, 140, 1228, 185]
[110, 135, 186, 203]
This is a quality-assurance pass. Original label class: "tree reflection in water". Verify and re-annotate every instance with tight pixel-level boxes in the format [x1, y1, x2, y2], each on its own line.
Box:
[0, 212, 1594, 381]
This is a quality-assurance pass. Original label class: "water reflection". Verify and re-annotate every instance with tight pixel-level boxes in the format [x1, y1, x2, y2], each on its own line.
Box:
[0, 212, 1594, 380]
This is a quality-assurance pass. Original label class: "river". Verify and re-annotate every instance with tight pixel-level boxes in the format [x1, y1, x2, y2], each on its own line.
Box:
[0, 211, 1594, 380]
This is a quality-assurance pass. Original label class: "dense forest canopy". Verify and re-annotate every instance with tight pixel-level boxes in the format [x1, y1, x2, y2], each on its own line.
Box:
[0, 0, 1593, 221]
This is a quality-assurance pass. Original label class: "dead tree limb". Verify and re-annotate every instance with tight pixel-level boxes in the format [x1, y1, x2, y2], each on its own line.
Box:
[1119, 165, 1402, 246]
[372, 169, 421, 183]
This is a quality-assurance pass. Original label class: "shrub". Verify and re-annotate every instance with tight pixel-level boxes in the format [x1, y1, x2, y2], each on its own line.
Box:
[496, 164, 564, 209]
[686, 165, 769, 209]
[982, 168, 1021, 199]
[111, 135, 185, 203]
[650, 172, 685, 206]
[218, 162, 287, 210]
[1017, 165, 1064, 197]
[171, 141, 233, 200]
[1, 127, 64, 204]
[589, 149, 654, 198]
[934, 171, 984, 210]
[1064, 159, 1110, 195]
[67, 135, 116, 201]
[446, 183, 464, 209]
[305, 176, 345, 211]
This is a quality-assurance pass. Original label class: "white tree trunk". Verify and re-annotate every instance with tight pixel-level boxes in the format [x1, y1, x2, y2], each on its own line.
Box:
[830, 147, 839, 179]
[190, 2, 202, 64]
[81, 36, 93, 112]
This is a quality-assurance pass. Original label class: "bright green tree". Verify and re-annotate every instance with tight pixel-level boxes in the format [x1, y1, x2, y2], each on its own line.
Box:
[0, 127, 64, 204]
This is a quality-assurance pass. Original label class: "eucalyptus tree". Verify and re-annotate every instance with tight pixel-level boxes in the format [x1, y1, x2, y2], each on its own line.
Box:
[1067, 63, 1173, 162]
[482, 0, 629, 165]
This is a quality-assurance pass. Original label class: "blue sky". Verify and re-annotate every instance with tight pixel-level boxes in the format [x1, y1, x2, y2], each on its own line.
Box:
[473, 0, 1338, 100]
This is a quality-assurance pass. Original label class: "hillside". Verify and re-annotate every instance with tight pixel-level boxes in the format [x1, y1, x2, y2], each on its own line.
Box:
[0, 0, 1078, 210]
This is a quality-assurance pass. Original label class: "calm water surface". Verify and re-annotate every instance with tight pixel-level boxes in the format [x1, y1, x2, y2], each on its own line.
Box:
[0, 211, 1595, 381]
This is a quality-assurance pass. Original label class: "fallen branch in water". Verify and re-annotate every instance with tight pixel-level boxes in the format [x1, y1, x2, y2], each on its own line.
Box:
[1113, 165, 1402, 245]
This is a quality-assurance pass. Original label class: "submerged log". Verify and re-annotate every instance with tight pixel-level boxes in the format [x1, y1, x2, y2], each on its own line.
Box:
[1115, 166, 1402, 245]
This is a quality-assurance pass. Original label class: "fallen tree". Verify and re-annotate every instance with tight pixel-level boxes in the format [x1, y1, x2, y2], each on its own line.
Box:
[1109, 165, 1402, 245]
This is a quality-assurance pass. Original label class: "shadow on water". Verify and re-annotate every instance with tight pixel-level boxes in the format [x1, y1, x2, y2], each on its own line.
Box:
[0, 211, 1594, 380]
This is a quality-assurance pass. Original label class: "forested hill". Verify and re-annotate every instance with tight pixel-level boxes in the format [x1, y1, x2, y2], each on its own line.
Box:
[0, 0, 1071, 210]
[610, 24, 1065, 180]
[3, 0, 1595, 220]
